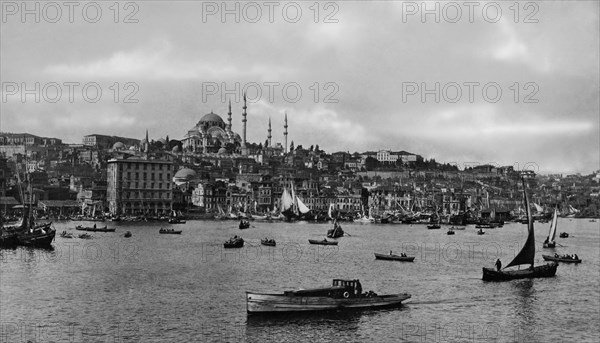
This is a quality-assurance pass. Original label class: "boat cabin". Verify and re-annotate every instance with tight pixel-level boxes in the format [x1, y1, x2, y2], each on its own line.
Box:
[285, 279, 363, 299]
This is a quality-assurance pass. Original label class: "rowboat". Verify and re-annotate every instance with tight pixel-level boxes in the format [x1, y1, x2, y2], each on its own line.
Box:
[159, 228, 182, 234]
[246, 279, 411, 314]
[374, 253, 415, 262]
[447, 229, 455, 235]
[224, 236, 244, 248]
[75, 225, 115, 232]
[261, 238, 276, 246]
[427, 224, 441, 229]
[308, 239, 338, 245]
[542, 255, 581, 263]
[559, 232, 569, 238]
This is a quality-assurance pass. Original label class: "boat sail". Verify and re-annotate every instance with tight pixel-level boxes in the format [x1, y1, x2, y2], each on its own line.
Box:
[482, 178, 558, 281]
[543, 208, 558, 248]
[281, 182, 310, 220]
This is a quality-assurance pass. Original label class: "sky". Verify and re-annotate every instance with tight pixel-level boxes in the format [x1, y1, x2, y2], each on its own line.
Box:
[1, 0, 599, 174]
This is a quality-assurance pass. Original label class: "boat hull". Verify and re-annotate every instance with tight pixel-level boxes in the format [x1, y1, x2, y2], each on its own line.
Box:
[374, 253, 414, 262]
[18, 230, 56, 248]
[246, 292, 411, 313]
[482, 263, 558, 281]
[308, 239, 338, 245]
[542, 255, 581, 263]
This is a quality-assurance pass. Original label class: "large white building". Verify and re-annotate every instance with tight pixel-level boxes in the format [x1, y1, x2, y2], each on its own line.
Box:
[107, 157, 174, 215]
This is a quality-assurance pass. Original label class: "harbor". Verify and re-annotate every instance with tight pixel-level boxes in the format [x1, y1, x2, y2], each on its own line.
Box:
[1, 218, 598, 342]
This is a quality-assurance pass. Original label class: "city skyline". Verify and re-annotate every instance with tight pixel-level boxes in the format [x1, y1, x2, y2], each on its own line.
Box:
[1, 1, 598, 174]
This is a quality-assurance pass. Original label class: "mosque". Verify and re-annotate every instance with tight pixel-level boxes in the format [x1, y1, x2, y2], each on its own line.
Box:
[180, 95, 288, 156]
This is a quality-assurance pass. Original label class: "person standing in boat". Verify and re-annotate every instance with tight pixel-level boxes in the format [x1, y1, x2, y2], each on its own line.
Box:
[495, 259, 502, 271]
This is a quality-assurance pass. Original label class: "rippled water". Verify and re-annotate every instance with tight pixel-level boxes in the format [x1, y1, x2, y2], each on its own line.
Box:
[1, 218, 599, 342]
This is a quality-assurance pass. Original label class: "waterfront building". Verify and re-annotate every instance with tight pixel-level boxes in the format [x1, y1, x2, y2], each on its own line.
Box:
[106, 157, 174, 215]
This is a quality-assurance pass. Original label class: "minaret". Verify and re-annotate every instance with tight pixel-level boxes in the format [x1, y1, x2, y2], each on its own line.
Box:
[241, 93, 248, 156]
[284, 112, 288, 154]
[144, 129, 149, 154]
[227, 99, 232, 132]
[267, 117, 272, 148]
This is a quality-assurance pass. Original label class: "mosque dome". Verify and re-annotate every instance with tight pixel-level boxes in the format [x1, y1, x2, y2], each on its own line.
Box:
[112, 142, 124, 150]
[218, 147, 227, 155]
[199, 111, 225, 127]
[158, 138, 167, 145]
[172, 146, 180, 153]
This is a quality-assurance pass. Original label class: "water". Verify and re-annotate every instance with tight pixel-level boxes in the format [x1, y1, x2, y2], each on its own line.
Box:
[1, 219, 599, 342]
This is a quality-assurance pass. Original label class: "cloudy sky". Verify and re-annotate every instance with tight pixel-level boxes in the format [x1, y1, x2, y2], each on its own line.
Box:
[1, 1, 598, 174]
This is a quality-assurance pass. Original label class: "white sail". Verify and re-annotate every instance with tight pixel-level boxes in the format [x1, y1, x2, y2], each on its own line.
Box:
[533, 203, 544, 213]
[548, 208, 558, 242]
[297, 197, 310, 214]
[328, 203, 333, 219]
[281, 188, 294, 212]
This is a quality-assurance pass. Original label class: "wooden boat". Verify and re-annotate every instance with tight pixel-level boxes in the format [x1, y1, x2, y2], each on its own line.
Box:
[246, 279, 411, 313]
[18, 222, 56, 248]
[475, 223, 495, 229]
[482, 179, 558, 281]
[78, 233, 92, 239]
[374, 253, 415, 262]
[449, 226, 465, 230]
[239, 220, 250, 229]
[477, 229, 485, 235]
[447, 229, 455, 235]
[261, 238, 276, 246]
[542, 254, 581, 264]
[559, 232, 569, 238]
[159, 228, 182, 234]
[168, 218, 186, 224]
[59, 231, 73, 238]
[124, 231, 132, 238]
[75, 225, 115, 232]
[543, 208, 558, 248]
[327, 221, 344, 238]
[308, 239, 338, 245]
[427, 224, 441, 229]
[224, 236, 244, 248]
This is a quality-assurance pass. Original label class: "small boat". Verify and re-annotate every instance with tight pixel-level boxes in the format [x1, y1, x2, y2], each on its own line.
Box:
[449, 226, 465, 230]
[78, 233, 92, 239]
[374, 253, 415, 262]
[308, 239, 338, 245]
[0, 230, 19, 248]
[224, 236, 244, 248]
[327, 221, 344, 238]
[447, 229, 455, 235]
[246, 279, 411, 313]
[427, 224, 441, 229]
[239, 220, 250, 229]
[543, 208, 558, 248]
[542, 254, 581, 264]
[59, 231, 73, 238]
[18, 223, 56, 248]
[261, 238, 276, 246]
[477, 229, 485, 235]
[482, 178, 558, 281]
[559, 232, 569, 238]
[159, 228, 182, 234]
[124, 231, 132, 238]
[475, 223, 495, 229]
[75, 225, 115, 232]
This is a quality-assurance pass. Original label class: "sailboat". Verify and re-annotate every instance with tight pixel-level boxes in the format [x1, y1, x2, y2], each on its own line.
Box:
[482, 178, 558, 281]
[543, 208, 558, 248]
[280, 182, 310, 221]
